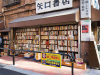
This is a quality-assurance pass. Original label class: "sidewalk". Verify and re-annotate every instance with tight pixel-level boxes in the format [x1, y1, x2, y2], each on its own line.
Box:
[0, 55, 87, 75]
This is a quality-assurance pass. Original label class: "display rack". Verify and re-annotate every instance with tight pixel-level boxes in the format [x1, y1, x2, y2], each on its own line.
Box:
[15, 28, 40, 51]
[40, 25, 78, 54]
[3, 34, 9, 55]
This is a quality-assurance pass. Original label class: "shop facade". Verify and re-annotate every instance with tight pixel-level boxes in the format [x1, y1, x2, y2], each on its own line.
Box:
[8, 7, 80, 60]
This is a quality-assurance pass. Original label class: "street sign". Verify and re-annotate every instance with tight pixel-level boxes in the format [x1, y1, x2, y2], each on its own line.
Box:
[41, 53, 61, 68]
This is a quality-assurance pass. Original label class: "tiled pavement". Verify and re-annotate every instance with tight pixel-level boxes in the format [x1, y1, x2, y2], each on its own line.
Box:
[0, 55, 87, 75]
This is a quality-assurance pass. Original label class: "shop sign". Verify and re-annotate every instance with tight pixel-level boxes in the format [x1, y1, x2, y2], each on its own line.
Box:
[41, 53, 61, 68]
[91, 0, 99, 10]
[81, 19, 91, 41]
[80, 0, 91, 18]
[36, 0, 73, 14]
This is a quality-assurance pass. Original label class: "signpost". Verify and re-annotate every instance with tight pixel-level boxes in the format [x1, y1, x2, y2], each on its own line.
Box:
[41, 53, 61, 68]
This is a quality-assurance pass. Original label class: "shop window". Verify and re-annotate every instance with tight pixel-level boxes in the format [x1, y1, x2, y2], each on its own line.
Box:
[3, 0, 20, 7]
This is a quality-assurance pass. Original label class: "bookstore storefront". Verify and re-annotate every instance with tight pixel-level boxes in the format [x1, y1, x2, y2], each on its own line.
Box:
[0, 21, 10, 56]
[8, 8, 80, 59]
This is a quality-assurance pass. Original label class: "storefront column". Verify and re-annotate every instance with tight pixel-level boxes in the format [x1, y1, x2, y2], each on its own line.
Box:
[94, 22, 98, 43]
[10, 28, 13, 46]
[78, 25, 81, 58]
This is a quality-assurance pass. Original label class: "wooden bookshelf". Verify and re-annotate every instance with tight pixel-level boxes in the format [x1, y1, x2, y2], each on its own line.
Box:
[15, 28, 40, 51]
[3, 34, 10, 55]
[40, 25, 78, 54]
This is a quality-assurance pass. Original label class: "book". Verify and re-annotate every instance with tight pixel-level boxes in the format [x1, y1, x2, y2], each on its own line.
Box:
[41, 36, 48, 39]
[49, 36, 57, 39]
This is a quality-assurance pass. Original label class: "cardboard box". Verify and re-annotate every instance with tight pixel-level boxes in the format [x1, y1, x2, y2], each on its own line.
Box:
[4, 52, 8, 56]
[62, 61, 72, 66]
[35, 53, 41, 60]
[75, 58, 83, 64]
[18, 54, 24, 57]
[74, 63, 87, 70]
[1, 52, 4, 55]
[24, 52, 33, 57]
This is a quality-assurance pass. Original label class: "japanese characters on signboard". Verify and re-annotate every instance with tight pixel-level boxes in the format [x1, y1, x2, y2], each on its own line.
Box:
[36, 0, 73, 14]
[41, 53, 61, 68]
[81, 19, 91, 41]
[80, 0, 91, 18]
[82, 25, 89, 33]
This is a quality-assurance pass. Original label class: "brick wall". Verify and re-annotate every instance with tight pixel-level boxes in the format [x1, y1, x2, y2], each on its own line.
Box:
[81, 41, 89, 64]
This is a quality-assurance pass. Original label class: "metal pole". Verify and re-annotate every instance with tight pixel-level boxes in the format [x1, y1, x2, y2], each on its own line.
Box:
[72, 62, 74, 75]
[13, 51, 15, 65]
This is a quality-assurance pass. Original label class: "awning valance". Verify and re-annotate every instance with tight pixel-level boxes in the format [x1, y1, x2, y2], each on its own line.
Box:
[8, 8, 79, 28]
[0, 21, 5, 30]
[91, 7, 100, 21]
[0, 28, 11, 32]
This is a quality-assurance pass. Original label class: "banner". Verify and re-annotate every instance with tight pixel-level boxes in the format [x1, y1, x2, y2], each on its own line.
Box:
[41, 53, 61, 68]
[80, 0, 91, 18]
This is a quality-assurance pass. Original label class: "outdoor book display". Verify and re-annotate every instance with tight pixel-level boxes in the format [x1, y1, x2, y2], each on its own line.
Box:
[41, 25, 78, 53]
[3, 34, 9, 56]
[15, 25, 80, 67]
[15, 28, 39, 58]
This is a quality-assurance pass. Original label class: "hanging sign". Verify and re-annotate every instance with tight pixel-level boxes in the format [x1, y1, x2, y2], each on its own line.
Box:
[36, 0, 73, 14]
[80, 0, 91, 18]
[81, 19, 91, 41]
[41, 53, 61, 68]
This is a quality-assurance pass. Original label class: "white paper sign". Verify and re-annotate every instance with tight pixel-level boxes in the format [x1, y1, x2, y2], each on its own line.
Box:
[36, 0, 73, 14]
[81, 19, 91, 41]
[80, 0, 91, 18]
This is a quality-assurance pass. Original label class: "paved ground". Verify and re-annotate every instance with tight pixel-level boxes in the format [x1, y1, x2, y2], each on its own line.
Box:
[84, 69, 100, 75]
[0, 55, 99, 75]
[0, 68, 26, 75]
[0, 63, 43, 75]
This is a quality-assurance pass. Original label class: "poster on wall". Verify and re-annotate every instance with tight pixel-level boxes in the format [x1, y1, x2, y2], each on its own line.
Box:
[41, 53, 61, 68]
[80, 0, 91, 18]
[36, 0, 73, 14]
[82, 25, 89, 33]
[81, 19, 91, 41]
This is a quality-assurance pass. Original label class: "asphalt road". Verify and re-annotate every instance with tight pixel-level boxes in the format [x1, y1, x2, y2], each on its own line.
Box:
[0, 68, 26, 75]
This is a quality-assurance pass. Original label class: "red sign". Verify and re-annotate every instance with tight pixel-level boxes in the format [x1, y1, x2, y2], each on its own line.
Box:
[82, 25, 88, 33]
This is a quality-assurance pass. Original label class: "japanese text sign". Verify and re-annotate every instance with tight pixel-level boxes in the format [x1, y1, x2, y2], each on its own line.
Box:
[41, 53, 61, 68]
[36, 0, 73, 14]
[80, 0, 91, 18]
